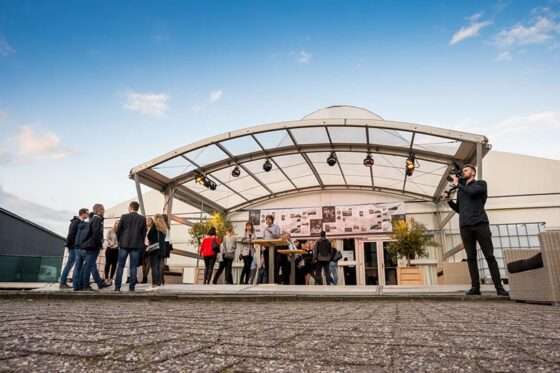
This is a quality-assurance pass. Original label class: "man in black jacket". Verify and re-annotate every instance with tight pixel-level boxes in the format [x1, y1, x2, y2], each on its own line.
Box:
[59, 208, 89, 289]
[313, 231, 334, 285]
[114, 201, 147, 291]
[448, 164, 508, 296]
[78, 204, 110, 291]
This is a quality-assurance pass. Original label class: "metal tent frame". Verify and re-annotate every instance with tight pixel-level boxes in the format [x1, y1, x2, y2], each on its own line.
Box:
[129, 106, 491, 225]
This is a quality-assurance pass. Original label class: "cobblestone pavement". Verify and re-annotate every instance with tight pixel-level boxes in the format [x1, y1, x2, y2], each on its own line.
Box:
[0, 298, 559, 373]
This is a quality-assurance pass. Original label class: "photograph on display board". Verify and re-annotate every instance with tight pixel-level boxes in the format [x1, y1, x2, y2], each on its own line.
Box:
[249, 210, 261, 226]
[322, 206, 336, 223]
[310, 219, 323, 236]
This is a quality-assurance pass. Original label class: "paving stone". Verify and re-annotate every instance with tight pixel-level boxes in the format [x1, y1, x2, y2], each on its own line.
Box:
[0, 298, 559, 372]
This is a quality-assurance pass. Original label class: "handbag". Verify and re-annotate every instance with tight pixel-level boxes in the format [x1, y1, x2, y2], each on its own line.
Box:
[211, 238, 220, 254]
[146, 242, 160, 255]
[146, 231, 161, 255]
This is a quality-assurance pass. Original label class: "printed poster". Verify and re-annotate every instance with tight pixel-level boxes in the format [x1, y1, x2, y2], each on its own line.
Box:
[251, 202, 404, 238]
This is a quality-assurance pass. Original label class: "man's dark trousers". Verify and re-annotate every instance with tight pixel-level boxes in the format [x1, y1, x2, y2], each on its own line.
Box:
[460, 223, 502, 289]
[115, 247, 141, 290]
[80, 249, 104, 289]
[315, 261, 332, 285]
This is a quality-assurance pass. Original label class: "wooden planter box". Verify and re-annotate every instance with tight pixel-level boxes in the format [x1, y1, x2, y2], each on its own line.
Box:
[397, 266, 424, 285]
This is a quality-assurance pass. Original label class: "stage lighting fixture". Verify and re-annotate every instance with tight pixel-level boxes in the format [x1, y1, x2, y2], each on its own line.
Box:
[195, 174, 205, 185]
[363, 154, 374, 167]
[263, 159, 272, 172]
[326, 152, 337, 167]
[208, 181, 217, 191]
[231, 166, 241, 177]
[405, 153, 416, 176]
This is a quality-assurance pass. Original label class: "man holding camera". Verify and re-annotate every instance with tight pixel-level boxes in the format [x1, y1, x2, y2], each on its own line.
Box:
[448, 164, 508, 297]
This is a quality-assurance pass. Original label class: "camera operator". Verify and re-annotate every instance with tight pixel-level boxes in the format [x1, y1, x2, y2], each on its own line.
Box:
[448, 164, 508, 297]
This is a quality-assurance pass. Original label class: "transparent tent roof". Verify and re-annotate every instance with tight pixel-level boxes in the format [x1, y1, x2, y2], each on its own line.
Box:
[131, 105, 490, 213]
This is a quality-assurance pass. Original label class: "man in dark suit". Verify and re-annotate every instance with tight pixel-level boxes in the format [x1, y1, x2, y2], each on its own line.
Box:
[114, 201, 147, 291]
[79, 204, 110, 291]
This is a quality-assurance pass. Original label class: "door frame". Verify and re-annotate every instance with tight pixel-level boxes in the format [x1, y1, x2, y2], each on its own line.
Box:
[356, 237, 395, 286]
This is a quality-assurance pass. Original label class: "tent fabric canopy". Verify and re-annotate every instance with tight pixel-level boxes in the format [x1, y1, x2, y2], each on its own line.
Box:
[130, 105, 490, 213]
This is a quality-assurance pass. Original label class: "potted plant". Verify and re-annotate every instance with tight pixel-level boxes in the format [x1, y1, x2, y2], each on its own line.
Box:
[189, 212, 232, 245]
[387, 218, 438, 285]
[188, 212, 232, 284]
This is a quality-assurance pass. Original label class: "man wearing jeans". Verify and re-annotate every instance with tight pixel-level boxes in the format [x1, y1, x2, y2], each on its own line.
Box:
[79, 204, 110, 291]
[448, 164, 508, 297]
[115, 201, 147, 292]
[313, 231, 334, 285]
[59, 208, 88, 289]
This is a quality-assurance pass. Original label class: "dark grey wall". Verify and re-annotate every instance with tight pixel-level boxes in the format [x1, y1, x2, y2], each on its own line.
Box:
[0, 207, 66, 257]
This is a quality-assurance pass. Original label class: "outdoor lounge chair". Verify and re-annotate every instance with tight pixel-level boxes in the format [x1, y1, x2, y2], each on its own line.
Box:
[504, 230, 560, 305]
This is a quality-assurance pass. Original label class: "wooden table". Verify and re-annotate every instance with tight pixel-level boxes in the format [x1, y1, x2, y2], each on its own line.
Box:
[252, 239, 290, 284]
[277, 249, 306, 285]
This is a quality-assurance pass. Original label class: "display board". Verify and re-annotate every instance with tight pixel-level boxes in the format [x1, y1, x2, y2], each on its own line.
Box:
[249, 203, 405, 238]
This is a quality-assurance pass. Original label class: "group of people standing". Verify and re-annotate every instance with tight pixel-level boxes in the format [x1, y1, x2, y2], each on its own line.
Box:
[59, 201, 170, 292]
[199, 215, 342, 285]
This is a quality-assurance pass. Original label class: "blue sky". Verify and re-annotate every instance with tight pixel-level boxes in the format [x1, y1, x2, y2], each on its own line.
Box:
[0, 0, 559, 230]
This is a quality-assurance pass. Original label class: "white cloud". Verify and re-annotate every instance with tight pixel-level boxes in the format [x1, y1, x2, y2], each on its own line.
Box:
[191, 90, 223, 112]
[16, 126, 71, 160]
[450, 13, 492, 45]
[0, 110, 7, 121]
[209, 89, 223, 103]
[495, 51, 512, 62]
[124, 91, 169, 116]
[493, 111, 560, 134]
[495, 16, 560, 48]
[449, 112, 560, 159]
[0, 185, 73, 236]
[456, 112, 560, 160]
[0, 36, 15, 56]
[0, 126, 72, 164]
[295, 50, 312, 64]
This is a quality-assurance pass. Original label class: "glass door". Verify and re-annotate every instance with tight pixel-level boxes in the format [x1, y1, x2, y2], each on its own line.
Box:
[358, 240, 398, 286]
[382, 241, 398, 285]
[363, 241, 380, 285]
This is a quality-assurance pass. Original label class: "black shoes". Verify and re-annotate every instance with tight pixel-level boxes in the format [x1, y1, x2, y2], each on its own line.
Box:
[496, 288, 510, 297]
[465, 287, 481, 296]
[465, 287, 509, 297]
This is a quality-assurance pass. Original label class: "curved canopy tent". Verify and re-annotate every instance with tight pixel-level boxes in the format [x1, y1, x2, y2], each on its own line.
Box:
[130, 105, 491, 217]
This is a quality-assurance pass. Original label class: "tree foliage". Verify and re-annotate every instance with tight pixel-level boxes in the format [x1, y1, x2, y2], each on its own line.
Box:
[387, 218, 438, 265]
[189, 212, 232, 245]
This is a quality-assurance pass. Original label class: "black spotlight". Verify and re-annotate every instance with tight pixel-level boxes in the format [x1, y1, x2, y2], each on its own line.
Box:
[263, 159, 272, 172]
[208, 180, 217, 191]
[203, 177, 212, 188]
[231, 166, 241, 177]
[405, 153, 416, 176]
[326, 152, 337, 167]
[363, 154, 374, 167]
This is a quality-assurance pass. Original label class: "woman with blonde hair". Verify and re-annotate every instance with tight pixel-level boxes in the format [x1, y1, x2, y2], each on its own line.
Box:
[146, 214, 168, 289]
[104, 220, 119, 283]
[141, 217, 154, 283]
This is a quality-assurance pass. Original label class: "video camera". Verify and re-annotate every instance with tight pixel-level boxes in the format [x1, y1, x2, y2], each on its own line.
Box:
[446, 161, 464, 183]
[443, 161, 464, 199]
